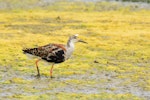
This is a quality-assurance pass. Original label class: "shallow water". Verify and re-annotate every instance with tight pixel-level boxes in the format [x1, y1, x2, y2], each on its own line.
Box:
[0, 66, 150, 99]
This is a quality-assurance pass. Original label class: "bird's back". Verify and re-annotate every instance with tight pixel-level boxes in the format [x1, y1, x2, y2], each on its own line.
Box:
[23, 44, 66, 63]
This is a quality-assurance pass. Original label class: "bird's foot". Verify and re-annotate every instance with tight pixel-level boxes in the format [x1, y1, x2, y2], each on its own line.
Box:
[50, 76, 55, 79]
[36, 74, 40, 78]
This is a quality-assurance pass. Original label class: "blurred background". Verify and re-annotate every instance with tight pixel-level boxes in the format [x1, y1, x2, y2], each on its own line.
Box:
[0, 0, 149, 11]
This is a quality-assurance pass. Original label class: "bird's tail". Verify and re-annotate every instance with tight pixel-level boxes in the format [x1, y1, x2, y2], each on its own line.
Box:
[22, 48, 38, 55]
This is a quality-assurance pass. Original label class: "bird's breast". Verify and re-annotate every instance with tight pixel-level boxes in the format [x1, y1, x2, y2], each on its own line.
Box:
[65, 47, 74, 60]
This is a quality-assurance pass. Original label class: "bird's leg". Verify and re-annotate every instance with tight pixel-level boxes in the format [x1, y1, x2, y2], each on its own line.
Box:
[50, 63, 54, 78]
[35, 59, 41, 77]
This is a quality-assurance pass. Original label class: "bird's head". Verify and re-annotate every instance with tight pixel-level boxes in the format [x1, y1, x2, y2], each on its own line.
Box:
[69, 34, 87, 44]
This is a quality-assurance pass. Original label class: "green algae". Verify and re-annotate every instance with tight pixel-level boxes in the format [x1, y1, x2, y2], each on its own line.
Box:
[0, 1, 150, 100]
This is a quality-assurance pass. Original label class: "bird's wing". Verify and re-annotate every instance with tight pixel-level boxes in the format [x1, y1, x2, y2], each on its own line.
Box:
[23, 44, 66, 62]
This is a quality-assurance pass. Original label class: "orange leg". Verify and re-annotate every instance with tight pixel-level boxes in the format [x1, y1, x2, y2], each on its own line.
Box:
[35, 59, 41, 77]
[50, 64, 54, 78]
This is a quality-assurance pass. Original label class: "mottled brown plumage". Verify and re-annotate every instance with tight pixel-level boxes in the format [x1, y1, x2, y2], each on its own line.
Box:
[23, 44, 66, 63]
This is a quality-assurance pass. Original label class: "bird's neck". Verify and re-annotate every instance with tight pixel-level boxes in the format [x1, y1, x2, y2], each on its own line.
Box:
[65, 39, 75, 60]
[67, 39, 74, 49]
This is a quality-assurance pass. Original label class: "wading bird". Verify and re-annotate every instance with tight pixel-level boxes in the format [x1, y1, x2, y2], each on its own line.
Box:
[23, 34, 87, 78]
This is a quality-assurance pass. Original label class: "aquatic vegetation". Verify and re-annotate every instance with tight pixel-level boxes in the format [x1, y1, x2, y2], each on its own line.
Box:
[0, 1, 150, 100]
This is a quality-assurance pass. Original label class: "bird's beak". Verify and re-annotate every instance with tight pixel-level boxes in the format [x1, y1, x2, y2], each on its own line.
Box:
[78, 39, 87, 44]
